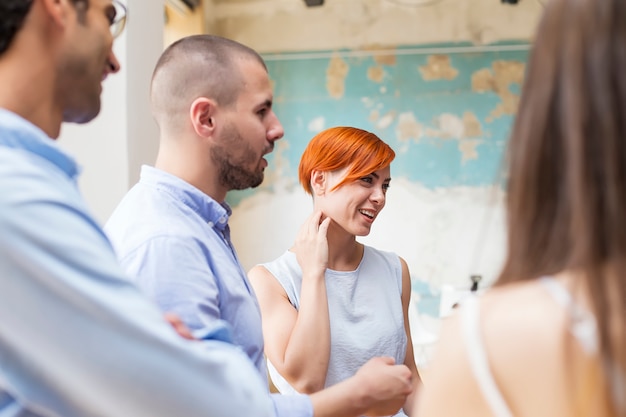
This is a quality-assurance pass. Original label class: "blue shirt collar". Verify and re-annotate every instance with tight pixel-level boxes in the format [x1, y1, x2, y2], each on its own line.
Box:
[138, 165, 232, 230]
[0, 108, 80, 180]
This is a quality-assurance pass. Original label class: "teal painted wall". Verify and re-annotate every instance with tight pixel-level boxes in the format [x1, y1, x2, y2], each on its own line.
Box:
[228, 41, 528, 319]
[228, 41, 528, 207]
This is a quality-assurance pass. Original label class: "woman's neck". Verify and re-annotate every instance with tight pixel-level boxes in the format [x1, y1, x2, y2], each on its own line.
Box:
[326, 226, 363, 271]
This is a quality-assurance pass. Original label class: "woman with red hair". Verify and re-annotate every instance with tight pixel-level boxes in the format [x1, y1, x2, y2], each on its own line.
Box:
[249, 126, 421, 417]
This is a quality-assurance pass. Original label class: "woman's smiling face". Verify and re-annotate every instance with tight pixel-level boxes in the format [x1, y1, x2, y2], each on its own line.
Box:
[315, 165, 391, 237]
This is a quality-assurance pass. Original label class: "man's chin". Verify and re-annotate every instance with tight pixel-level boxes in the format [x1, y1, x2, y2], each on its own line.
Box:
[63, 103, 101, 124]
[229, 174, 265, 191]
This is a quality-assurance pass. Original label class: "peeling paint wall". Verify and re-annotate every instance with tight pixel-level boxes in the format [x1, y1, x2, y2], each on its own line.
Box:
[228, 42, 528, 324]
[162, 0, 538, 363]
[211, 0, 542, 52]
[164, 5, 206, 46]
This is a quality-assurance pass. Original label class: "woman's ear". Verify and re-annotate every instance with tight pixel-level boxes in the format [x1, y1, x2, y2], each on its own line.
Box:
[189, 97, 217, 138]
[310, 170, 326, 196]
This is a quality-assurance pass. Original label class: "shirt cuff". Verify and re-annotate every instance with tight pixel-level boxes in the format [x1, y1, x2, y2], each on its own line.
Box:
[270, 393, 313, 417]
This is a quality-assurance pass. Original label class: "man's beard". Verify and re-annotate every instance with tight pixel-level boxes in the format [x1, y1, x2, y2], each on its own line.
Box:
[211, 124, 265, 191]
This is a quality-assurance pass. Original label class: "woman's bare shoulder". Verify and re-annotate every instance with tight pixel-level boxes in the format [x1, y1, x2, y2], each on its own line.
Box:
[480, 280, 575, 416]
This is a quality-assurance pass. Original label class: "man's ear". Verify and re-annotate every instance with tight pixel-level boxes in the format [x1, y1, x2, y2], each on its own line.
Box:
[310, 169, 326, 196]
[40, 0, 72, 29]
[189, 97, 217, 138]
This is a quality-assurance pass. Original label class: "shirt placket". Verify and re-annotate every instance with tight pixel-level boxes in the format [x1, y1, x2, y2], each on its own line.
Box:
[209, 217, 254, 294]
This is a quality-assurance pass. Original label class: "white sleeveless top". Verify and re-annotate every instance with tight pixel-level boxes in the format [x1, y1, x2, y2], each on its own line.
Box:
[262, 245, 408, 417]
[460, 276, 599, 417]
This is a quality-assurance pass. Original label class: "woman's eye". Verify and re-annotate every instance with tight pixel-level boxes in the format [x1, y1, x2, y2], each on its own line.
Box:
[360, 177, 373, 184]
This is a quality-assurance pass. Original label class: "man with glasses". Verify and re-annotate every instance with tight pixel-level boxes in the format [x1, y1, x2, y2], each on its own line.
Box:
[109, 0, 128, 39]
[0, 2, 276, 416]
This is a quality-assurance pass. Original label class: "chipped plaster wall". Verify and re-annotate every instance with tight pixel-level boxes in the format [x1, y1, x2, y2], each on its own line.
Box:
[209, 4, 539, 313]
[164, 4, 206, 46]
[212, 0, 542, 52]
[155, 0, 539, 365]
[227, 42, 528, 329]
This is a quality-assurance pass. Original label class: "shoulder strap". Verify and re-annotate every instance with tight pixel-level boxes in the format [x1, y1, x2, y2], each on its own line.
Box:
[460, 296, 514, 417]
[539, 277, 598, 355]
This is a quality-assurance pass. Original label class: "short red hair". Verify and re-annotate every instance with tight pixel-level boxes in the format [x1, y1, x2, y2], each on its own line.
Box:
[298, 126, 395, 195]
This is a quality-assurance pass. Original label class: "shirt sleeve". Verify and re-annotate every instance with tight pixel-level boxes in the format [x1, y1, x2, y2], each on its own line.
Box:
[0, 165, 275, 417]
[271, 393, 314, 417]
[117, 235, 233, 342]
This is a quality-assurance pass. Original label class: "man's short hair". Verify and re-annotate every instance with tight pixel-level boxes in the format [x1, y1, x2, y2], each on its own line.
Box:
[0, 0, 34, 55]
[150, 35, 267, 128]
[152, 35, 266, 107]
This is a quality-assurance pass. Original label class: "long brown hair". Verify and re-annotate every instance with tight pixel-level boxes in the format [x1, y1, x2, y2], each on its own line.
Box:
[498, 0, 626, 414]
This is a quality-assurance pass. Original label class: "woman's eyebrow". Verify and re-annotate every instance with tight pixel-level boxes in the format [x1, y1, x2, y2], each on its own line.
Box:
[368, 172, 392, 182]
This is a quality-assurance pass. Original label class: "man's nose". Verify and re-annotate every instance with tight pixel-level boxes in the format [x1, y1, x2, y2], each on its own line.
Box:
[107, 50, 121, 74]
[267, 112, 284, 142]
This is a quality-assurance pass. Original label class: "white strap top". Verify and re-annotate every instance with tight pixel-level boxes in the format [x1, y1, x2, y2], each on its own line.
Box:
[538, 277, 598, 354]
[461, 295, 514, 417]
[460, 276, 599, 417]
[262, 246, 408, 417]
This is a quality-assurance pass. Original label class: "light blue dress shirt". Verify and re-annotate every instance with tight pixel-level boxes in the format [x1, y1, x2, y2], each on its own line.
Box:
[104, 165, 314, 417]
[0, 109, 274, 417]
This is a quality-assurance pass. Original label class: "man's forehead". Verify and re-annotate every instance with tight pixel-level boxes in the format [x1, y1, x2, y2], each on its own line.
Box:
[238, 61, 271, 89]
[98, 0, 121, 13]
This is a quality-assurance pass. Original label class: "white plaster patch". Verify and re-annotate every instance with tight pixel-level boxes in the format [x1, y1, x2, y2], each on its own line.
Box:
[377, 112, 395, 129]
[395, 112, 423, 143]
[437, 113, 465, 139]
[260, 139, 293, 190]
[361, 97, 375, 108]
[360, 179, 506, 290]
[230, 188, 311, 272]
[308, 116, 326, 132]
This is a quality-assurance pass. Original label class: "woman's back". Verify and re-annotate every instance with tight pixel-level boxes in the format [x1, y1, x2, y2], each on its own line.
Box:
[416, 0, 626, 413]
[419, 275, 613, 417]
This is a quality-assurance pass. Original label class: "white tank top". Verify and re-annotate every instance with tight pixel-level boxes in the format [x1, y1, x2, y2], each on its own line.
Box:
[460, 276, 599, 417]
[262, 245, 408, 416]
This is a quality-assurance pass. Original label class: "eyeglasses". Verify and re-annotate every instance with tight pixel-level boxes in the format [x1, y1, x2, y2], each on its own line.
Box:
[110, 0, 127, 39]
